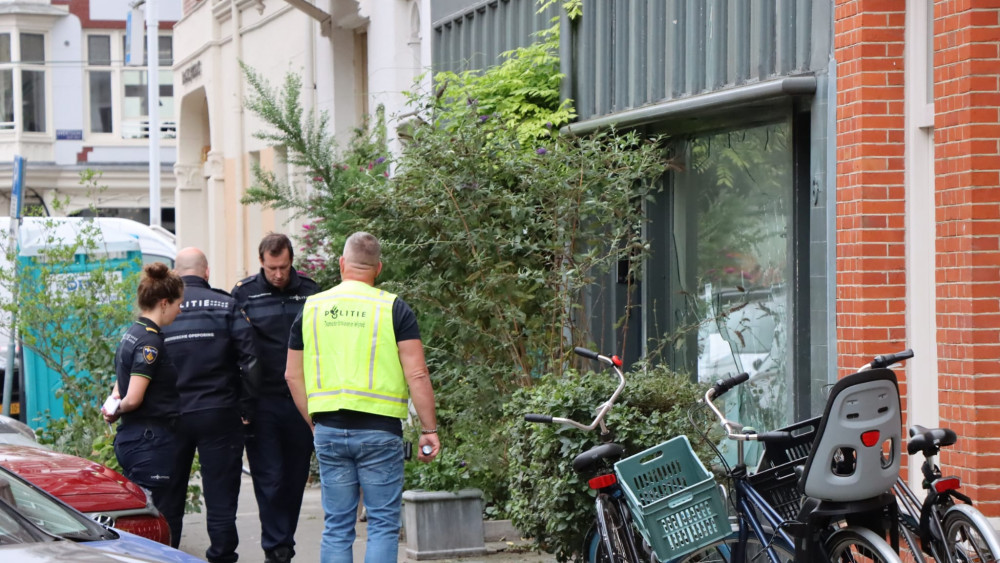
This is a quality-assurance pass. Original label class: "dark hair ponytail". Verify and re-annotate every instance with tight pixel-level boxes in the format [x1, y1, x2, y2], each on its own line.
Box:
[137, 262, 184, 311]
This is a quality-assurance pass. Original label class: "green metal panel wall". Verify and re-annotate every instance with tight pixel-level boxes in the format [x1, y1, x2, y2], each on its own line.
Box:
[569, 0, 827, 121]
[432, 0, 559, 74]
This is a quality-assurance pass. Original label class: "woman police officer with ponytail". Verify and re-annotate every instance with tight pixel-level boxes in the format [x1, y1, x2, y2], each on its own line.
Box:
[102, 262, 184, 511]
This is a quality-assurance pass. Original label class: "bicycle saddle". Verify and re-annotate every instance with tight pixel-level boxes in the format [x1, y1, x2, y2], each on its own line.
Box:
[799, 368, 901, 502]
[907, 424, 957, 456]
[572, 443, 626, 474]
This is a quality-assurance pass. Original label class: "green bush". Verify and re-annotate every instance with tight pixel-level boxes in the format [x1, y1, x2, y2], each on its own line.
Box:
[504, 364, 711, 562]
[404, 362, 512, 518]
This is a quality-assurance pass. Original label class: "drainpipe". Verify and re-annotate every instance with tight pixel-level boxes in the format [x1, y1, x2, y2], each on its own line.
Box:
[232, 0, 247, 278]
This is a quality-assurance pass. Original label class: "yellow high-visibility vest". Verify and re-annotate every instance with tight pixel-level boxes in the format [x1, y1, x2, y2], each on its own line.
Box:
[302, 280, 408, 418]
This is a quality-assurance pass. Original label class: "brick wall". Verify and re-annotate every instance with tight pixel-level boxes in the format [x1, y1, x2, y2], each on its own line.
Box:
[933, 0, 1000, 514]
[833, 0, 908, 378]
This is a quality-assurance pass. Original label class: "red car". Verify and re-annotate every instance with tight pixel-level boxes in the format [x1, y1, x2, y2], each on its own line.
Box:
[0, 443, 171, 545]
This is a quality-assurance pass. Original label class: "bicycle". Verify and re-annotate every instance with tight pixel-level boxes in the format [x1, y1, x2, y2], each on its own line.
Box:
[894, 423, 1000, 562]
[675, 351, 916, 562]
[524, 347, 655, 563]
[528, 346, 905, 562]
[819, 350, 1000, 563]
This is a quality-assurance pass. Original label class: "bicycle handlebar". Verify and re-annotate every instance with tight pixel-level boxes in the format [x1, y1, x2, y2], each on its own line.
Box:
[523, 347, 627, 433]
[867, 348, 914, 370]
[712, 372, 750, 399]
[524, 414, 553, 424]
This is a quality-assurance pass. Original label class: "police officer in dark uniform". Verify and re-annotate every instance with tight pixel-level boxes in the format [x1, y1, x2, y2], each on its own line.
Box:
[103, 262, 184, 513]
[231, 233, 319, 563]
[158, 247, 261, 563]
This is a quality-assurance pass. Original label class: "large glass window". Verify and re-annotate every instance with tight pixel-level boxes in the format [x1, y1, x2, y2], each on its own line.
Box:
[0, 31, 46, 133]
[21, 69, 44, 132]
[87, 35, 112, 133]
[85, 32, 174, 139]
[647, 115, 813, 442]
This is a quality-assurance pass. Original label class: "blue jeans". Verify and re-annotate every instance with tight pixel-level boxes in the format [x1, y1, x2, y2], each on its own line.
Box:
[313, 424, 404, 563]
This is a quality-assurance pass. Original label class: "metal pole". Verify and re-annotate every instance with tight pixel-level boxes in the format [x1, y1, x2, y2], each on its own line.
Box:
[3, 156, 24, 417]
[146, 0, 160, 228]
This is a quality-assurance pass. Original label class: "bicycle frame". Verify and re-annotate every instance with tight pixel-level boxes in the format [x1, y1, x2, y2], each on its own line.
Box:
[701, 357, 911, 563]
[894, 430, 980, 563]
[702, 379, 797, 562]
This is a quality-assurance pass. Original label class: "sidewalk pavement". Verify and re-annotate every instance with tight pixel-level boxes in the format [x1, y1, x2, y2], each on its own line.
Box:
[177, 473, 557, 562]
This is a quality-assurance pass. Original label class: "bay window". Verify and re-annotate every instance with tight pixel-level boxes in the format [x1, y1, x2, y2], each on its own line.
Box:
[0, 31, 47, 133]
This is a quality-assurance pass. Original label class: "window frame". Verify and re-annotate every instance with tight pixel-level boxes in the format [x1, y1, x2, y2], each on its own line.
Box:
[0, 29, 50, 135]
[83, 30, 175, 142]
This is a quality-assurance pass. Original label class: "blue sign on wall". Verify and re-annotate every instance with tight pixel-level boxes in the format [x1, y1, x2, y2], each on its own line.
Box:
[56, 130, 83, 141]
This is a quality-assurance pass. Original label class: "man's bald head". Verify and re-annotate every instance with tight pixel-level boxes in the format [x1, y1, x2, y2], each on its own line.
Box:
[175, 247, 209, 279]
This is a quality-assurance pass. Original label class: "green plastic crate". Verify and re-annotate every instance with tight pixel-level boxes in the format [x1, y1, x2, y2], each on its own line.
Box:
[614, 435, 730, 560]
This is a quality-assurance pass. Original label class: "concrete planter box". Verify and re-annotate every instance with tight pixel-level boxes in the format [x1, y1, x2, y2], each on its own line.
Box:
[402, 488, 488, 560]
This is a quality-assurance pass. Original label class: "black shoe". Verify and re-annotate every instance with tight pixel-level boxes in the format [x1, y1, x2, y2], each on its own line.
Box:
[264, 546, 294, 563]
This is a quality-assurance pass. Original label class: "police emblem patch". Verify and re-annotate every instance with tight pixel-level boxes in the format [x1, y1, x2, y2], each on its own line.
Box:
[142, 346, 159, 364]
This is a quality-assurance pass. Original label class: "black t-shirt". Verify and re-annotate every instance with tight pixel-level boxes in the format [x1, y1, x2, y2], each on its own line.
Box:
[114, 317, 180, 423]
[288, 291, 421, 436]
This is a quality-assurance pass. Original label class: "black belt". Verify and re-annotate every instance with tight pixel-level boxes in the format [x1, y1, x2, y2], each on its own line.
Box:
[120, 416, 177, 429]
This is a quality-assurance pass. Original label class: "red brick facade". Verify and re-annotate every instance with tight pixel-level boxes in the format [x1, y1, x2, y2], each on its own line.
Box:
[934, 0, 1000, 512]
[833, 1, 908, 373]
[836, 0, 1000, 515]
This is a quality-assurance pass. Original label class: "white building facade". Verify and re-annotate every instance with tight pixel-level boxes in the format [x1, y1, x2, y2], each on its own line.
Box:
[173, 0, 430, 289]
[0, 0, 180, 228]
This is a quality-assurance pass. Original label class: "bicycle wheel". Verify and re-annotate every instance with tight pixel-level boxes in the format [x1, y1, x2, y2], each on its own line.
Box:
[896, 520, 925, 563]
[669, 532, 795, 562]
[943, 504, 1000, 562]
[594, 494, 642, 562]
[824, 526, 902, 562]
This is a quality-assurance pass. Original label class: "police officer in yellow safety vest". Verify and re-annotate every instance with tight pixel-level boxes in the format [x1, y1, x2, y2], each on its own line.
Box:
[285, 231, 440, 563]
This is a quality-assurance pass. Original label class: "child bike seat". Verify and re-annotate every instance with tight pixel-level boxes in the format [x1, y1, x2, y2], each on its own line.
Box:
[798, 368, 901, 502]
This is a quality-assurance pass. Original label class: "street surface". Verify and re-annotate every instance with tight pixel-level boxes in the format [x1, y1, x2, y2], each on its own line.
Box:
[178, 473, 556, 562]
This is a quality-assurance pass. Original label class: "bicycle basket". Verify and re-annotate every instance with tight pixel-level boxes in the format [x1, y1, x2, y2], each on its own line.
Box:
[747, 460, 802, 522]
[755, 416, 820, 471]
[746, 417, 818, 523]
[614, 436, 729, 561]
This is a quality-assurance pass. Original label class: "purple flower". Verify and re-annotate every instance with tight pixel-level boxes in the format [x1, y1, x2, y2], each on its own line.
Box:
[536, 147, 547, 155]
[375, 156, 386, 164]
[479, 114, 489, 123]
[545, 122, 553, 129]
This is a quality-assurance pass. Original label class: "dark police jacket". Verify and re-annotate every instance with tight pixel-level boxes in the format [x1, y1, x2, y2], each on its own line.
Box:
[231, 268, 319, 397]
[114, 317, 180, 424]
[162, 276, 260, 419]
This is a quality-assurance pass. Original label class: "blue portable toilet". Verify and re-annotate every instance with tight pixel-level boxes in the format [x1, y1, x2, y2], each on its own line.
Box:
[16, 218, 144, 428]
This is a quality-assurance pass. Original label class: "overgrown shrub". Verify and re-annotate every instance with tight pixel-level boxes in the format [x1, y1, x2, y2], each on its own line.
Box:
[504, 364, 711, 562]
